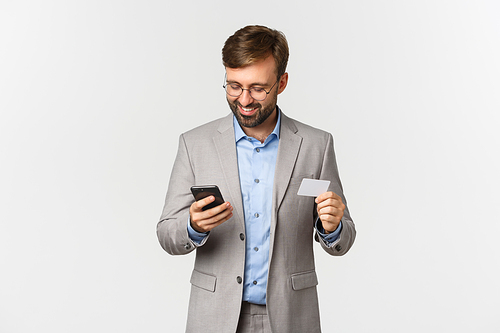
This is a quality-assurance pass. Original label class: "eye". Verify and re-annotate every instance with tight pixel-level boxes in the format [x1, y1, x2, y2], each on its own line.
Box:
[229, 84, 241, 90]
[251, 87, 265, 93]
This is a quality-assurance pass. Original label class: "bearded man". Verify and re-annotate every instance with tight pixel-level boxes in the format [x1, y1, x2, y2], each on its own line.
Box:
[157, 25, 356, 333]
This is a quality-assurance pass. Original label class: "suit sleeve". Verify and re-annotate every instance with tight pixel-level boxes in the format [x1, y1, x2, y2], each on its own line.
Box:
[156, 134, 207, 255]
[314, 133, 356, 256]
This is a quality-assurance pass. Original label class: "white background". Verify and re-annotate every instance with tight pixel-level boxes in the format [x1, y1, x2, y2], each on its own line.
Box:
[1, 0, 499, 332]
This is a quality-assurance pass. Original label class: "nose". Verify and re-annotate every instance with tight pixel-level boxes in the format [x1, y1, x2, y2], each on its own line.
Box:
[238, 89, 254, 106]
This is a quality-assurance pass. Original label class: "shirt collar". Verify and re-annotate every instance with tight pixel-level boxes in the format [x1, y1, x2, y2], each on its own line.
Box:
[233, 106, 281, 143]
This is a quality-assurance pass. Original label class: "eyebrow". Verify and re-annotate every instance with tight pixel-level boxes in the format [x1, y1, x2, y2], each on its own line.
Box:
[226, 79, 270, 87]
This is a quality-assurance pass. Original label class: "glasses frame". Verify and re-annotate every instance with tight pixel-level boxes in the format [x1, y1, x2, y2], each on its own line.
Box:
[223, 74, 280, 101]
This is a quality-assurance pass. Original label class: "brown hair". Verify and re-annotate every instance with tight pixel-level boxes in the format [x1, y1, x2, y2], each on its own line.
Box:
[222, 25, 289, 78]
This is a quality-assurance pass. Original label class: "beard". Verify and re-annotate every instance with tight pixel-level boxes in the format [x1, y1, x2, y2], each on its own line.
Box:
[227, 92, 278, 129]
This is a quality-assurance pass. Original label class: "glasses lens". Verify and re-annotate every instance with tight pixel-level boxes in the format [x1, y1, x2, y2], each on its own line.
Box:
[250, 89, 266, 101]
[225, 84, 242, 97]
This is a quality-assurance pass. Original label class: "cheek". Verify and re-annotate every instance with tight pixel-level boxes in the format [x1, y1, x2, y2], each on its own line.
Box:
[226, 97, 237, 107]
[261, 101, 273, 111]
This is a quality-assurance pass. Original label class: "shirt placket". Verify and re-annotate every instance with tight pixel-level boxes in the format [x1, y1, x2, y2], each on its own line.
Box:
[248, 138, 265, 292]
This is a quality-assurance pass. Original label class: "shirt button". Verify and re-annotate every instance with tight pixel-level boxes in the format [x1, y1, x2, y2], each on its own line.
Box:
[237, 276, 242, 284]
[254, 179, 260, 183]
[239, 233, 245, 241]
[253, 280, 257, 285]
[247, 138, 252, 142]
[254, 213, 259, 218]
[256, 148, 260, 152]
[254, 247, 259, 252]
[184, 243, 191, 250]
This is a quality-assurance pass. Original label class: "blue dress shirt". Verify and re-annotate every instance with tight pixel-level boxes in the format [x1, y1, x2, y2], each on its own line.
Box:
[234, 112, 279, 304]
[187, 108, 342, 305]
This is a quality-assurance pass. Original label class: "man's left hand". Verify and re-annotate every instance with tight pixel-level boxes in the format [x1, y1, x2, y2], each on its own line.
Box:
[315, 191, 345, 233]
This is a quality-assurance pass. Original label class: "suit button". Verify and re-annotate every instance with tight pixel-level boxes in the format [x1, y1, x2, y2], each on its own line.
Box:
[184, 243, 192, 250]
[237, 276, 242, 284]
[335, 244, 342, 252]
[239, 233, 245, 241]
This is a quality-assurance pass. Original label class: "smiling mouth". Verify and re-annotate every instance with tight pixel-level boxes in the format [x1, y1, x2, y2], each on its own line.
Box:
[238, 105, 258, 115]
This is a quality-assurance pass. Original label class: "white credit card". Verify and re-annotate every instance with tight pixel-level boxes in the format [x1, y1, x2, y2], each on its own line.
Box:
[297, 179, 330, 197]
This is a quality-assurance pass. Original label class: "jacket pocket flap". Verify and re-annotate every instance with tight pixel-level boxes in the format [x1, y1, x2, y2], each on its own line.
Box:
[190, 269, 216, 292]
[291, 270, 318, 291]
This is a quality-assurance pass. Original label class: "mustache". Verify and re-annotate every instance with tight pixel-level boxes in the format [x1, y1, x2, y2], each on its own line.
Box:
[234, 101, 261, 109]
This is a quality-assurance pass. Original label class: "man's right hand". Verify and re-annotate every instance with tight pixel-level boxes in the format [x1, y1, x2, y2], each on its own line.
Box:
[189, 196, 233, 233]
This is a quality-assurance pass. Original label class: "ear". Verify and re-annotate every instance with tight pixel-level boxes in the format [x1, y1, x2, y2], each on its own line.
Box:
[277, 73, 288, 95]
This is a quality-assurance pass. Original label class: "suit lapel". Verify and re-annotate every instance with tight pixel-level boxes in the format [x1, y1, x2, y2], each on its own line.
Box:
[271, 113, 302, 232]
[213, 114, 245, 228]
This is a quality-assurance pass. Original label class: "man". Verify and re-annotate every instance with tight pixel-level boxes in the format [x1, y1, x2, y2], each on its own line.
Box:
[157, 25, 356, 333]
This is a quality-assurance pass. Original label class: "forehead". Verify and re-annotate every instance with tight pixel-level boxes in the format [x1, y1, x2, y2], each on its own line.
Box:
[225, 55, 277, 84]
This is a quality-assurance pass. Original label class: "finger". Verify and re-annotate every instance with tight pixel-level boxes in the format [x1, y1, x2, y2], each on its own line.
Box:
[316, 198, 334, 210]
[318, 209, 344, 224]
[318, 207, 345, 222]
[204, 207, 234, 227]
[316, 198, 345, 212]
[199, 201, 232, 219]
[207, 201, 232, 214]
[192, 202, 232, 224]
[194, 205, 234, 232]
[194, 195, 216, 211]
[315, 191, 340, 204]
[203, 201, 233, 219]
[316, 191, 333, 202]
[317, 205, 337, 216]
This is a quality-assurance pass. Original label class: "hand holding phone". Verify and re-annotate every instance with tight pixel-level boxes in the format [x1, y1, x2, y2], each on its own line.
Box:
[190, 185, 225, 211]
[189, 185, 233, 233]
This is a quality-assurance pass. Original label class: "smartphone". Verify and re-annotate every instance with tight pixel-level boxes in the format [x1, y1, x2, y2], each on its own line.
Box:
[190, 185, 225, 211]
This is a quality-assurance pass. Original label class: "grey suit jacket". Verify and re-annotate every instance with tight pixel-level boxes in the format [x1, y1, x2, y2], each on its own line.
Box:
[157, 111, 356, 333]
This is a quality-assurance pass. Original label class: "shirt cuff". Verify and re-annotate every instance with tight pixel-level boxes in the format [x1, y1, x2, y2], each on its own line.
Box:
[315, 218, 342, 245]
[187, 216, 209, 245]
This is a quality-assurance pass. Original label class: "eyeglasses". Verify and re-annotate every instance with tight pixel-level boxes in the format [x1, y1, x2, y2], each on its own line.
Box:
[223, 74, 279, 101]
